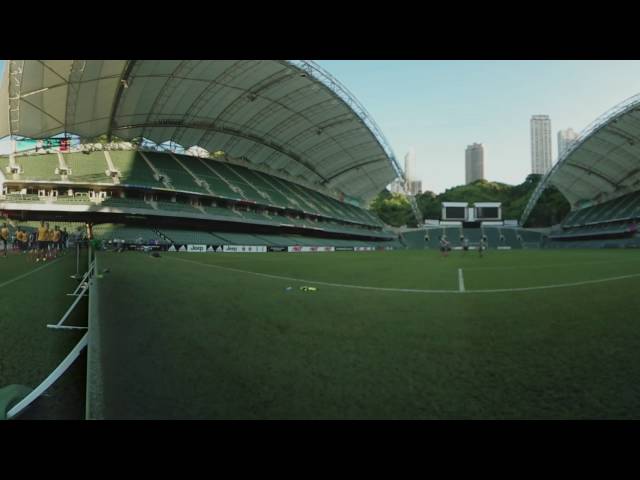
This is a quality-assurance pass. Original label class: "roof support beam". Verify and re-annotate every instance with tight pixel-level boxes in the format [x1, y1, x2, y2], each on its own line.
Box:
[323, 158, 386, 183]
[564, 162, 618, 188]
[107, 60, 137, 141]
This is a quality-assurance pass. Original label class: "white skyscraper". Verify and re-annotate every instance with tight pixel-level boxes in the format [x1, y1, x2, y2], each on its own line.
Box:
[465, 143, 485, 184]
[558, 128, 579, 158]
[388, 178, 404, 194]
[404, 148, 416, 183]
[531, 115, 552, 174]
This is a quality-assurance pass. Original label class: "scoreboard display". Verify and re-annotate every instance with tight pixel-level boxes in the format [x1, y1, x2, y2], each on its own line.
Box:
[441, 202, 501, 222]
[476, 206, 500, 219]
[444, 206, 466, 219]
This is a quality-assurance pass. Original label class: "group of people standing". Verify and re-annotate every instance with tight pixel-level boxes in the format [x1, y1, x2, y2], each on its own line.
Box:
[0, 221, 70, 261]
[439, 235, 488, 258]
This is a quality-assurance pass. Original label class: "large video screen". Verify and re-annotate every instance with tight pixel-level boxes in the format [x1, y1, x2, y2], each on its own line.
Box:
[476, 207, 499, 219]
[444, 206, 466, 219]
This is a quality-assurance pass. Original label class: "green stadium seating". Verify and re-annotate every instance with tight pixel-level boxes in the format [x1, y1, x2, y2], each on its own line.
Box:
[13, 154, 61, 181]
[56, 195, 93, 205]
[178, 156, 246, 201]
[244, 170, 299, 209]
[108, 151, 164, 189]
[157, 229, 217, 245]
[1, 149, 386, 231]
[92, 224, 161, 242]
[65, 152, 111, 183]
[143, 152, 209, 195]
[101, 197, 154, 210]
[401, 230, 428, 249]
[424, 228, 443, 249]
[236, 210, 277, 224]
[501, 228, 522, 249]
[482, 227, 501, 248]
[155, 201, 202, 215]
[2, 193, 44, 203]
[202, 206, 243, 220]
[210, 232, 268, 245]
[462, 228, 482, 243]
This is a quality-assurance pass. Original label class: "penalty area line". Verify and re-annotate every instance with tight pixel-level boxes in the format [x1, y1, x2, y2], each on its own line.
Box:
[163, 256, 462, 294]
[458, 268, 465, 292]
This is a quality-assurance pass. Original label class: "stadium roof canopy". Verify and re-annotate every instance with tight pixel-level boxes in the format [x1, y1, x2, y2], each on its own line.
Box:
[521, 93, 640, 225]
[0, 60, 402, 201]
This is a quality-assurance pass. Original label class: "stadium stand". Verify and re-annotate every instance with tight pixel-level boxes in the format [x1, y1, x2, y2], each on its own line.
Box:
[0, 60, 403, 252]
[183, 157, 246, 201]
[12, 153, 61, 182]
[501, 228, 522, 249]
[462, 228, 482, 244]
[108, 151, 165, 189]
[154, 201, 202, 215]
[157, 229, 217, 245]
[519, 229, 543, 246]
[482, 226, 501, 248]
[2, 193, 45, 204]
[141, 152, 207, 194]
[65, 152, 111, 184]
[400, 230, 426, 249]
[101, 197, 154, 210]
[93, 224, 162, 243]
[210, 232, 268, 245]
[56, 195, 93, 205]
[425, 228, 443, 249]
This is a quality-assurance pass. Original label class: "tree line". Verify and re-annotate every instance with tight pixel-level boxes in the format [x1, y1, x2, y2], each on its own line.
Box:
[369, 175, 570, 228]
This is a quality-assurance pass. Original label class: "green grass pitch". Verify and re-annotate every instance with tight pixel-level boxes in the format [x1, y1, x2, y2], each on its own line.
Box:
[83, 248, 640, 419]
[0, 252, 88, 419]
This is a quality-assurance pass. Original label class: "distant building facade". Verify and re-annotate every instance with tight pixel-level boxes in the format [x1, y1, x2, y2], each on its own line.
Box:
[465, 143, 485, 184]
[404, 148, 416, 183]
[531, 115, 552, 174]
[388, 178, 405, 194]
[558, 128, 579, 158]
[408, 180, 422, 195]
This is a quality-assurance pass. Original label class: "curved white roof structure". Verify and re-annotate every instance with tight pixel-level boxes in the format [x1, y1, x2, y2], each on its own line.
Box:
[521, 93, 640, 225]
[0, 60, 403, 202]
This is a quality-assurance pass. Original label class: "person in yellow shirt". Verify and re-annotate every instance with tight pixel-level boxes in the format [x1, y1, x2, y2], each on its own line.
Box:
[46, 223, 56, 260]
[36, 221, 49, 262]
[0, 223, 9, 257]
[17, 228, 28, 254]
[52, 226, 62, 258]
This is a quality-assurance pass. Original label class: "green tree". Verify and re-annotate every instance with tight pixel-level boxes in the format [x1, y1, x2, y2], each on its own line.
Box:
[368, 174, 570, 227]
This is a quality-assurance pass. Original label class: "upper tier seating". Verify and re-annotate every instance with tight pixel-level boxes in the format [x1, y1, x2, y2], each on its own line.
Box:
[1, 150, 385, 228]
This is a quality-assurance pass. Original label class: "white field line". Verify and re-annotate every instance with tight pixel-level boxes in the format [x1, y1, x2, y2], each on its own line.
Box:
[164, 256, 461, 293]
[0, 258, 60, 289]
[458, 268, 465, 292]
[463, 258, 640, 272]
[163, 255, 640, 294]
